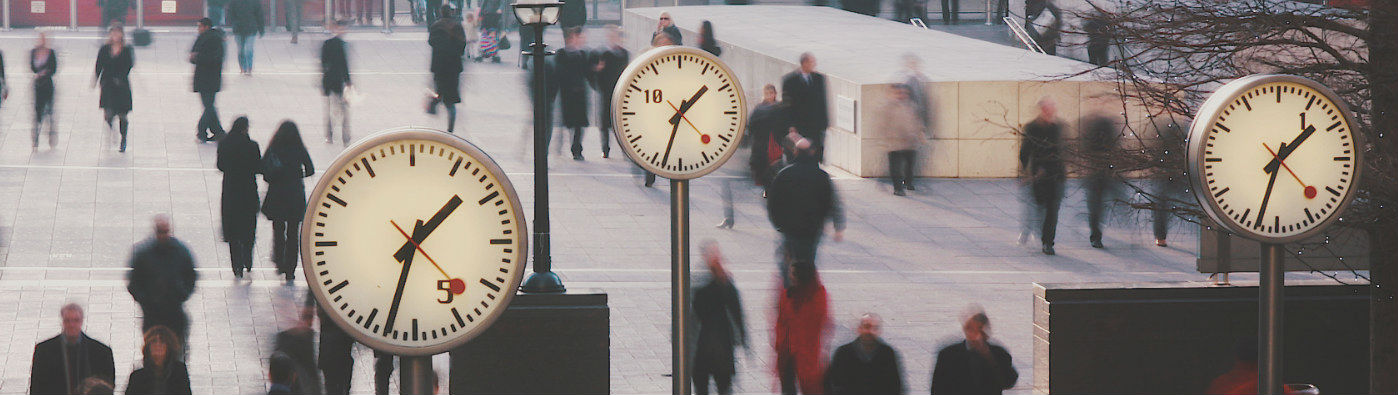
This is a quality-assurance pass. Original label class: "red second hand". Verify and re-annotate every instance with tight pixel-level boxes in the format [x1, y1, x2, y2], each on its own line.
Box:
[666, 100, 710, 143]
[389, 220, 464, 293]
[1262, 143, 1317, 199]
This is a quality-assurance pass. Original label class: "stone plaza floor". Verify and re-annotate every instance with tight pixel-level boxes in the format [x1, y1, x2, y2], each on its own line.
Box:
[0, 27, 1354, 394]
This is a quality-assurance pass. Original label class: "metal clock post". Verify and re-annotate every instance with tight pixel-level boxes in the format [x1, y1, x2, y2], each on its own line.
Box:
[514, 0, 566, 294]
[1187, 74, 1362, 395]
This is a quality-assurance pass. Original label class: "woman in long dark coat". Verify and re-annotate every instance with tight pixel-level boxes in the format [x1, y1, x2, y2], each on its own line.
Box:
[125, 326, 193, 395]
[556, 27, 592, 160]
[31, 32, 57, 150]
[95, 26, 134, 152]
[262, 121, 315, 283]
[218, 117, 261, 279]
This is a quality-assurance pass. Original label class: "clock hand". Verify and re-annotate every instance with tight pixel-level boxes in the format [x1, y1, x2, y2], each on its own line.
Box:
[660, 120, 681, 167]
[1263, 142, 1317, 199]
[1256, 160, 1280, 228]
[668, 86, 709, 125]
[1264, 124, 1315, 174]
[394, 195, 464, 263]
[383, 220, 420, 335]
[666, 100, 710, 142]
[391, 220, 453, 280]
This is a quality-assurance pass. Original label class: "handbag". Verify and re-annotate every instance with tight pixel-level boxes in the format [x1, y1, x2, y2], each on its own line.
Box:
[498, 34, 511, 50]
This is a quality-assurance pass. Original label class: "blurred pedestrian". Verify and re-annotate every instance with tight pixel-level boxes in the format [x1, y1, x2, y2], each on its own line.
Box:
[30, 32, 58, 150]
[78, 378, 115, 395]
[930, 309, 1018, 395]
[262, 121, 316, 283]
[94, 26, 134, 152]
[593, 25, 628, 160]
[774, 259, 829, 395]
[1152, 119, 1187, 247]
[227, 0, 265, 74]
[781, 53, 830, 162]
[557, 27, 593, 160]
[99, 0, 131, 28]
[30, 303, 116, 395]
[284, 0, 304, 44]
[207, 0, 228, 26]
[895, 54, 932, 192]
[124, 326, 192, 395]
[655, 12, 682, 44]
[463, 12, 480, 61]
[940, 0, 959, 24]
[747, 84, 785, 188]
[478, 0, 503, 63]
[190, 18, 226, 142]
[275, 292, 321, 395]
[317, 293, 356, 395]
[692, 241, 748, 395]
[1080, 107, 1118, 249]
[322, 20, 353, 145]
[878, 84, 925, 196]
[825, 313, 904, 395]
[1018, 97, 1065, 256]
[427, 4, 468, 134]
[766, 136, 845, 284]
[127, 215, 199, 353]
[218, 117, 261, 279]
[893, 0, 925, 23]
[268, 352, 300, 395]
[697, 21, 721, 56]
[1025, 0, 1062, 55]
[1084, 14, 1111, 66]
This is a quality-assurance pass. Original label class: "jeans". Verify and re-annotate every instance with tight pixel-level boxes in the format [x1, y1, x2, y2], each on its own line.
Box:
[229, 239, 253, 276]
[198, 91, 224, 140]
[235, 33, 256, 72]
[272, 220, 301, 279]
[888, 149, 916, 192]
[326, 92, 351, 143]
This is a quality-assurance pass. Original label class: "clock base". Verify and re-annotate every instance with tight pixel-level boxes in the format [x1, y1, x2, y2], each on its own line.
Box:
[521, 271, 566, 294]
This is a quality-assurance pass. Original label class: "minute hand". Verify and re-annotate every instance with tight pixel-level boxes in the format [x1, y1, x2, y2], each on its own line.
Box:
[669, 86, 709, 125]
[393, 195, 464, 262]
[1264, 125, 1315, 174]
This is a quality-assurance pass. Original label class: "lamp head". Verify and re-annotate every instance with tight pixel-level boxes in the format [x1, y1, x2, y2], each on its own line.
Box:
[512, 0, 563, 26]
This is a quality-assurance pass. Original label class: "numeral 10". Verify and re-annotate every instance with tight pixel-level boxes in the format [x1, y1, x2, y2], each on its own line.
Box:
[644, 89, 664, 104]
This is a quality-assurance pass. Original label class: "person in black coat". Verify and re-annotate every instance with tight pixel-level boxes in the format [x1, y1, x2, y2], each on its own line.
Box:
[95, 26, 134, 152]
[1081, 108, 1117, 249]
[930, 311, 1018, 395]
[125, 326, 193, 395]
[190, 18, 226, 142]
[593, 25, 628, 159]
[31, 33, 58, 150]
[127, 216, 199, 353]
[747, 84, 786, 187]
[262, 121, 315, 283]
[781, 53, 831, 162]
[226, 0, 264, 74]
[317, 296, 356, 395]
[31, 303, 116, 395]
[654, 12, 682, 45]
[691, 241, 748, 395]
[1018, 98, 1065, 256]
[766, 136, 845, 285]
[1025, 0, 1062, 55]
[275, 293, 321, 395]
[427, 5, 467, 134]
[556, 27, 592, 160]
[322, 20, 353, 144]
[218, 117, 261, 278]
[825, 314, 904, 395]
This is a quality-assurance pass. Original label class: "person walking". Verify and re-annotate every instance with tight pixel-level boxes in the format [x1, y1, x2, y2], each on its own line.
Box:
[766, 136, 845, 283]
[218, 117, 262, 279]
[1025, 0, 1062, 55]
[654, 12, 682, 44]
[124, 326, 193, 395]
[1152, 119, 1187, 247]
[774, 259, 829, 395]
[316, 290, 357, 395]
[747, 84, 786, 188]
[893, 0, 925, 23]
[1018, 98, 1065, 256]
[227, 0, 264, 75]
[781, 53, 830, 162]
[275, 293, 321, 395]
[691, 241, 748, 395]
[127, 215, 199, 353]
[322, 20, 353, 145]
[190, 18, 227, 142]
[267, 352, 301, 395]
[284, 0, 304, 44]
[1081, 108, 1118, 249]
[940, 0, 959, 24]
[478, 0, 503, 63]
[556, 27, 592, 161]
[427, 4, 468, 134]
[262, 121, 315, 283]
[593, 25, 628, 160]
[879, 84, 925, 196]
[930, 310, 1019, 395]
[825, 314, 904, 395]
[207, 0, 228, 26]
[697, 21, 721, 57]
[31, 33, 58, 150]
[30, 303, 116, 395]
[94, 26, 134, 152]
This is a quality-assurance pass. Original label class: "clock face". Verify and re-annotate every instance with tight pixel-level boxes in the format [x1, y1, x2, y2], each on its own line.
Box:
[613, 46, 747, 180]
[301, 129, 528, 356]
[1189, 75, 1361, 243]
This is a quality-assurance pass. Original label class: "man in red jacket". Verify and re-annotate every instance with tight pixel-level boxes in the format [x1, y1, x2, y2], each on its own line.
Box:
[774, 259, 830, 394]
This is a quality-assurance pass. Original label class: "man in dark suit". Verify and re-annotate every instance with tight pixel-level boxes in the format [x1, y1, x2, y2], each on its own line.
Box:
[190, 18, 226, 142]
[781, 53, 831, 163]
[593, 25, 629, 160]
[825, 314, 904, 395]
[1018, 98, 1065, 256]
[930, 311, 1018, 395]
[321, 19, 353, 144]
[30, 303, 116, 395]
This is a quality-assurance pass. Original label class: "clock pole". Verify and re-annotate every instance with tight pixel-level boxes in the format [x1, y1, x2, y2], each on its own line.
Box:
[1260, 243, 1284, 395]
[671, 179, 692, 395]
[399, 356, 434, 395]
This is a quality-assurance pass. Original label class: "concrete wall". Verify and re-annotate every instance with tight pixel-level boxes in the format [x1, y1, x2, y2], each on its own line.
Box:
[1033, 282, 1369, 395]
[449, 292, 609, 395]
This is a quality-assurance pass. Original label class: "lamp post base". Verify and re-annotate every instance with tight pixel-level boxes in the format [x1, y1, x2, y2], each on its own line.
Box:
[522, 271, 566, 294]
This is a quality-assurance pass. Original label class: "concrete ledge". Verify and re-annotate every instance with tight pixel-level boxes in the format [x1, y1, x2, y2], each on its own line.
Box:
[449, 291, 610, 395]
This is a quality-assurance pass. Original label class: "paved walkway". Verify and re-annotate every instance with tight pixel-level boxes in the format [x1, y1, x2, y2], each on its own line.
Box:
[0, 28, 1344, 394]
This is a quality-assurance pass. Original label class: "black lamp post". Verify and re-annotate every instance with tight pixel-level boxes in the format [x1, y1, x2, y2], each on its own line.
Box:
[515, 0, 566, 294]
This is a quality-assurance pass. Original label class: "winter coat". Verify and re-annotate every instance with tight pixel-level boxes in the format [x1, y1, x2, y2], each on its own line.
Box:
[774, 277, 830, 395]
[95, 44, 134, 113]
[747, 101, 787, 185]
[693, 276, 747, 376]
[227, 0, 265, 36]
[217, 133, 262, 241]
[429, 19, 467, 75]
[260, 146, 315, 222]
[825, 339, 904, 395]
[879, 97, 925, 152]
[29, 334, 115, 395]
[767, 156, 846, 238]
[321, 36, 351, 96]
[1019, 118, 1066, 204]
[124, 362, 193, 395]
[554, 47, 592, 128]
[930, 341, 1018, 395]
[190, 28, 225, 93]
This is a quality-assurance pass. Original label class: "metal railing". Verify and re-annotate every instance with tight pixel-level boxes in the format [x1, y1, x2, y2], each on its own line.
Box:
[1003, 15, 1045, 54]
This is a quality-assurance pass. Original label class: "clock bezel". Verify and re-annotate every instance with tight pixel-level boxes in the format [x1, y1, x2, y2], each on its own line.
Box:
[611, 45, 748, 181]
[1186, 74, 1363, 244]
[300, 127, 530, 356]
